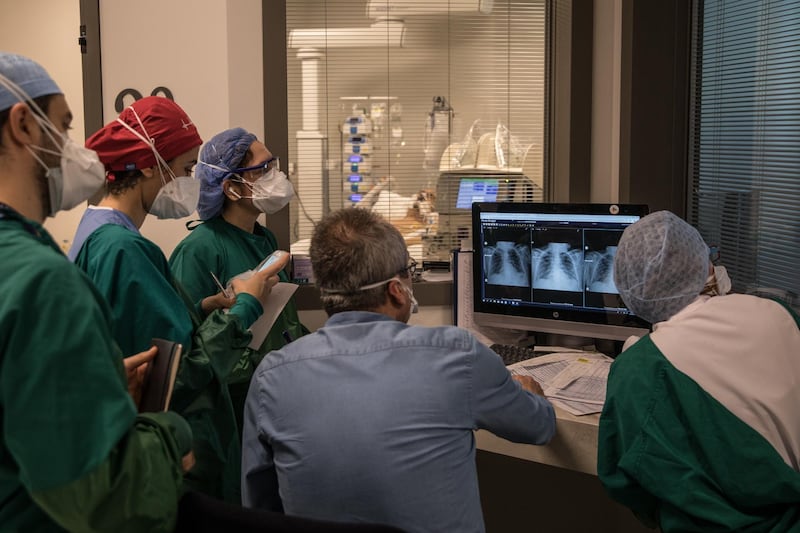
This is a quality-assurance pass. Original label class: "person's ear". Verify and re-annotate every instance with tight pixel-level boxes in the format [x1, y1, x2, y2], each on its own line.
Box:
[386, 279, 405, 308]
[6, 103, 39, 148]
[222, 179, 240, 200]
[140, 166, 156, 179]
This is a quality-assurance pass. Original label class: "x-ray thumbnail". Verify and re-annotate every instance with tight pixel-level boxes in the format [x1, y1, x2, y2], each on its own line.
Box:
[483, 229, 531, 288]
[583, 230, 623, 294]
[531, 228, 583, 293]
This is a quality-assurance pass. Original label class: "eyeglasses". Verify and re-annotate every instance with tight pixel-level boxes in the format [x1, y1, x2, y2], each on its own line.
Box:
[398, 258, 418, 277]
[234, 156, 280, 176]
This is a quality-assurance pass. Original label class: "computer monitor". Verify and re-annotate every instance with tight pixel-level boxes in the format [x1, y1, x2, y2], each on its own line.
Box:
[471, 202, 651, 348]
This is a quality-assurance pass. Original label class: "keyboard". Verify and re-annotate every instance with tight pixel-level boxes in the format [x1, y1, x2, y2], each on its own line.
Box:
[490, 344, 550, 366]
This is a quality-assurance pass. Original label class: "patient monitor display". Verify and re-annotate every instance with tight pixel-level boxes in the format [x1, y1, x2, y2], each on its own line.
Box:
[472, 203, 651, 342]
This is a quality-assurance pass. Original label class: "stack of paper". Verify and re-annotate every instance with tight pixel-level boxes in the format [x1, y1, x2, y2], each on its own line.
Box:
[508, 352, 612, 416]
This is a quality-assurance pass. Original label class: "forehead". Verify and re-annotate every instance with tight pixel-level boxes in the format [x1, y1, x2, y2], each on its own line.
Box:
[247, 140, 272, 164]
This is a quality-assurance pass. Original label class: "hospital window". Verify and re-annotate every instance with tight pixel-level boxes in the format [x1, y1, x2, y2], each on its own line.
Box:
[688, 0, 800, 304]
[285, 0, 548, 263]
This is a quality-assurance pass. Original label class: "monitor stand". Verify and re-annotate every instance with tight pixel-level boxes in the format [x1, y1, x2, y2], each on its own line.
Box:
[535, 333, 623, 357]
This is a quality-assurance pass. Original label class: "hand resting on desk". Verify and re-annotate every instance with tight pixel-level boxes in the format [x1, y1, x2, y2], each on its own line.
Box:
[513, 374, 545, 397]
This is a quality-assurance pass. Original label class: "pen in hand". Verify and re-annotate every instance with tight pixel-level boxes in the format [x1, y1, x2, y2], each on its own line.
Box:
[210, 271, 233, 299]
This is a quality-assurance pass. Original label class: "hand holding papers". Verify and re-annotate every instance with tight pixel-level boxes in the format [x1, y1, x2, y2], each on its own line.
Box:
[508, 351, 612, 416]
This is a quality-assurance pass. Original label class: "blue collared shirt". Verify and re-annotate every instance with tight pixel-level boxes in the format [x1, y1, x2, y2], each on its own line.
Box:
[242, 311, 556, 533]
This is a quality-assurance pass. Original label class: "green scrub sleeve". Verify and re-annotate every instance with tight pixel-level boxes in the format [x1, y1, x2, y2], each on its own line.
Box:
[169, 305, 255, 414]
[29, 412, 191, 533]
[229, 292, 262, 330]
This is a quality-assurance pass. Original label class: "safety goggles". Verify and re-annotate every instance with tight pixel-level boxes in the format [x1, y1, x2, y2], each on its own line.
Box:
[234, 156, 280, 177]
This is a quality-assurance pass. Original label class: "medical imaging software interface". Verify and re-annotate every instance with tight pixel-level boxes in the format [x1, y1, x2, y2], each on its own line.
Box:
[478, 211, 641, 314]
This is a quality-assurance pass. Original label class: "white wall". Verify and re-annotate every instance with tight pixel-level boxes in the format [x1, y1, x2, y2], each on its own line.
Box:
[590, 0, 622, 204]
[100, 0, 264, 257]
[1, 0, 264, 256]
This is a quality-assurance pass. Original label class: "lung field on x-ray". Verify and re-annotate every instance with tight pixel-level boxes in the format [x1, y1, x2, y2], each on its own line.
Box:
[583, 229, 629, 310]
[584, 246, 618, 294]
[486, 241, 530, 287]
[531, 229, 584, 292]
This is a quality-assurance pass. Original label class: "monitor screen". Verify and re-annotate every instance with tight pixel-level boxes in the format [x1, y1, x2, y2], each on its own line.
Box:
[455, 178, 500, 209]
[472, 202, 651, 342]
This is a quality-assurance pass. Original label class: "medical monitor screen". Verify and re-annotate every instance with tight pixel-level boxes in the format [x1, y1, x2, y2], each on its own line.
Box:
[456, 178, 499, 209]
[472, 203, 651, 340]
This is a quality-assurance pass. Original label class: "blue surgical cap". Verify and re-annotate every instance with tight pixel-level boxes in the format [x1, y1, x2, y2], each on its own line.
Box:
[614, 210, 709, 324]
[0, 53, 62, 112]
[197, 127, 258, 220]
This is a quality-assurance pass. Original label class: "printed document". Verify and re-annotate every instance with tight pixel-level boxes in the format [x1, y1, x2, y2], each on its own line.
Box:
[509, 352, 612, 416]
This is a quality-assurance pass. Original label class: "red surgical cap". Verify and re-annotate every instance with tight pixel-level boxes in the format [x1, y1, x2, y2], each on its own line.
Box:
[86, 95, 202, 173]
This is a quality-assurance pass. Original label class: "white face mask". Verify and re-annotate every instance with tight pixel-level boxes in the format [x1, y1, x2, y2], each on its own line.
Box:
[149, 174, 200, 219]
[26, 132, 106, 217]
[399, 280, 419, 314]
[114, 107, 199, 219]
[702, 265, 732, 296]
[231, 168, 295, 214]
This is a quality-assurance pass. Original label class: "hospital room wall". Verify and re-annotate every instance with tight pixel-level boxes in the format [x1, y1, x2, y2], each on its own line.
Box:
[0, 0, 265, 255]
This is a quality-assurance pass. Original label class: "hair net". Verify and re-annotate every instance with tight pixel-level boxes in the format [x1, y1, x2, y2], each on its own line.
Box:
[0, 53, 62, 112]
[614, 210, 709, 324]
[196, 127, 257, 220]
[86, 96, 201, 173]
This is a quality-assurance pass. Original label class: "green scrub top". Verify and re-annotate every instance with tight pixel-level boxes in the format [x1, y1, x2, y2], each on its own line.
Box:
[169, 216, 308, 431]
[73, 217, 259, 504]
[599, 334, 800, 531]
[0, 205, 190, 532]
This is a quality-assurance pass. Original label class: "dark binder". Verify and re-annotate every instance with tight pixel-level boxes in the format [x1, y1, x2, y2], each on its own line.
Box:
[139, 338, 182, 413]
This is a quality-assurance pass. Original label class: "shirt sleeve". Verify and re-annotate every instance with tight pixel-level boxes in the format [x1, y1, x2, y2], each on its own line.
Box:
[30, 412, 192, 533]
[469, 339, 556, 444]
[168, 281, 257, 413]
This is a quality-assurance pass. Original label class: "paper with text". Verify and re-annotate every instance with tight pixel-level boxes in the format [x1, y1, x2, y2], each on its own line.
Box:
[509, 352, 612, 416]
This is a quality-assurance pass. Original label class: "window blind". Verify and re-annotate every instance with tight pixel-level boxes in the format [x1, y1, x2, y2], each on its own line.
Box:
[688, 0, 800, 301]
[285, 0, 547, 262]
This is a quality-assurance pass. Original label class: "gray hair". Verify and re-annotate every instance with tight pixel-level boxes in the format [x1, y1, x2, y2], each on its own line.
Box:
[310, 208, 408, 316]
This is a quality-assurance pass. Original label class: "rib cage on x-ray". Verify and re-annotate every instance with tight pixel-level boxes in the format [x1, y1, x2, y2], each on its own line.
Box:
[584, 246, 619, 294]
[531, 242, 583, 292]
[486, 241, 529, 287]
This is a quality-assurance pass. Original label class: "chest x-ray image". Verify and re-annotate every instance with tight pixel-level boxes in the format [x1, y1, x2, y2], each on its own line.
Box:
[485, 240, 530, 287]
[583, 229, 625, 295]
[584, 245, 619, 294]
[531, 229, 584, 292]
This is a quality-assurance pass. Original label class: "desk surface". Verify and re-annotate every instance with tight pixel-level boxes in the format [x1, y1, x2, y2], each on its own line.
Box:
[476, 406, 600, 476]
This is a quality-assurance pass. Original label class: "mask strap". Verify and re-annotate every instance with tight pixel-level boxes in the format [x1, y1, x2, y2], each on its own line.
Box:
[320, 275, 400, 295]
[115, 107, 176, 185]
[24, 144, 50, 173]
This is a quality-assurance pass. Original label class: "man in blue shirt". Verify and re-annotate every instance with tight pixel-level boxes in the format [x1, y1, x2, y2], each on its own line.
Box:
[242, 207, 556, 533]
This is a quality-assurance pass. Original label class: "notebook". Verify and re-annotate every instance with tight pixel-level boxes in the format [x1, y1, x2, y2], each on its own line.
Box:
[139, 338, 182, 413]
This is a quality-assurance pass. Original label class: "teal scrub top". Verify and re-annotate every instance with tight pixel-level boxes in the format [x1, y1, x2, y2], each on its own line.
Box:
[0, 205, 190, 532]
[73, 211, 260, 504]
[599, 333, 800, 532]
[169, 216, 308, 430]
